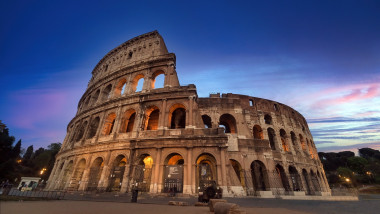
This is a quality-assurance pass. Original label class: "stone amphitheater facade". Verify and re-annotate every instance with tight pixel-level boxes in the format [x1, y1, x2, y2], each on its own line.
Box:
[46, 31, 331, 197]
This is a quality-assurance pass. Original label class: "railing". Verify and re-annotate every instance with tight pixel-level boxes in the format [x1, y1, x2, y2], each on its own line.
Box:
[4, 188, 65, 199]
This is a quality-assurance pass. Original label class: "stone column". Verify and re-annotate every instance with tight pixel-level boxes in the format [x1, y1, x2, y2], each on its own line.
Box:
[220, 148, 227, 187]
[183, 148, 193, 194]
[187, 96, 194, 128]
[158, 99, 167, 130]
[113, 105, 123, 139]
[98, 151, 112, 189]
[151, 148, 162, 193]
[78, 156, 93, 191]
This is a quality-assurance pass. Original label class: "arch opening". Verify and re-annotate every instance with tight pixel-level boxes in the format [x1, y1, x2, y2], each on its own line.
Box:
[219, 114, 237, 134]
[101, 84, 112, 101]
[87, 157, 104, 191]
[280, 129, 289, 152]
[196, 154, 217, 194]
[107, 155, 127, 192]
[251, 160, 269, 191]
[163, 153, 184, 193]
[170, 108, 186, 129]
[201, 115, 212, 128]
[70, 159, 86, 190]
[253, 125, 263, 139]
[102, 113, 116, 135]
[229, 159, 245, 187]
[267, 128, 276, 150]
[151, 71, 165, 89]
[289, 166, 302, 191]
[133, 154, 153, 192]
[87, 117, 100, 139]
[145, 107, 159, 130]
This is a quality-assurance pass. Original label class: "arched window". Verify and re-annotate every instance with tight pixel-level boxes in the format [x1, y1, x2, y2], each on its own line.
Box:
[201, 115, 212, 128]
[84, 96, 91, 108]
[253, 125, 263, 139]
[145, 107, 159, 130]
[290, 132, 297, 148]
[280, 129, 289, 151]
[219, 114, 237, 133]
[91, 90, 100, 105]
[299, 134, 306, 150]
[151, 70, 165, 89]
[102, 113, 117, 135]
[267, 128, 276, 150]
[75, 121, 88, 142]
[87, 117, 100, 139]
[101, 84, 112, 101]
[132, 74, 144, 92]
[124, 110, 136, 133]
[171, 108, 186, 129]
[264, 114, 272, 125]
[114, 78, 127, 96]
[275, 164, 290, 191]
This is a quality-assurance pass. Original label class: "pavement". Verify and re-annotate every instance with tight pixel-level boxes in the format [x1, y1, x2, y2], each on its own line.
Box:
[1, 193, 379, 214]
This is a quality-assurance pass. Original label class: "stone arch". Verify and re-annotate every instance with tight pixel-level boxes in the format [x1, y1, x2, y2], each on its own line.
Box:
[91, 89, 100, 106]
[101, 84, 112, 101]
[253, 125, 263, 139]
[264, 114, 272, 125]
[201, 114, 212, 128]
[290, 132, 297, 149]
[163, 153, 185, 193]
[251, 160, 269, 191]
[280, 129, 289, 151]
[230, 159, 245, 187]
[114, 78, 127, 96]
[84, 95, 91, 109]
[145, 106, 160, 130]
[169, 103, 186, 129]
[70, 158, 86, 190]
[102, 113, 117, 135]
[151, 70, 165, 89]
[75, 121, 88, 142]
[267, 128, 276, 150]
[275, 164, 290, 191]
[58, 160, 74, 190]
[307, 139, 314, 158]
[87, 117, 100, 139]
[120, 109, 136, 133]
[87, 157, 104, 191]
[219, 114, 237, 133]
[302, 169, 312, 195]
[310, 170, 321, 192]
[133, 154, 153, 192]
[107, 155, 127, 192]
[299, 134, 306, 150]
[289, 166, 302, 191]
[196, 153, 218, 193]
[132, 74, 144, 92]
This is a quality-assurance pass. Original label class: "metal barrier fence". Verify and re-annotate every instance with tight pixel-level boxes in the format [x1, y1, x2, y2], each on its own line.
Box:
[3, 188, 65, 199]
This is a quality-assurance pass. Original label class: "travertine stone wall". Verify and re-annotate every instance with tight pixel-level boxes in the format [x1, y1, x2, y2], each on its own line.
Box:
[46, 31, 330, 197]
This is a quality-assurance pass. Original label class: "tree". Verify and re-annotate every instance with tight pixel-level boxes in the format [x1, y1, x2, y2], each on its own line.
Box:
[348, 157, 368, 175]
[0, 128, 22, 182]
[23, 145, 34, 160]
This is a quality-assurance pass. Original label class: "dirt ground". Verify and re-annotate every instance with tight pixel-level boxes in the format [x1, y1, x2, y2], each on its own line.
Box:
[0, 200, 311, 214]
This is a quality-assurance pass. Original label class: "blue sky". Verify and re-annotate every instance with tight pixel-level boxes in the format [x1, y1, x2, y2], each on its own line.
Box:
[0, 0, 379, 153]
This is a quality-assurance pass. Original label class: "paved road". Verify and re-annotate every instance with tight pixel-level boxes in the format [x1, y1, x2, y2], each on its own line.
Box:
[1, 194, 379, 214]
[0, 200, 310, 214]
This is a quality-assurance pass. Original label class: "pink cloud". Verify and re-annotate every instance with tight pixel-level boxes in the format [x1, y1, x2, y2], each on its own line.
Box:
[310, 83, 380, 109]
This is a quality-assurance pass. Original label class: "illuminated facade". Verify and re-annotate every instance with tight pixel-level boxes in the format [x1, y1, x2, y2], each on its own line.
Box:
[46, 31, 331, 197]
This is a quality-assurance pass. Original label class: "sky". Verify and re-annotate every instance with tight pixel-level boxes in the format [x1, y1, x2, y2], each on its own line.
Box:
[0, 0, 379, 153]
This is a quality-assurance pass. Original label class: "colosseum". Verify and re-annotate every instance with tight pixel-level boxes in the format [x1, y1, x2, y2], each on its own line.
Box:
[46, 31, 331, 198]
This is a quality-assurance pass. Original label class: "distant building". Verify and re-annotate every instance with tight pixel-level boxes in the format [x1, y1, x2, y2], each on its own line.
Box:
[46, 31, 331, 198]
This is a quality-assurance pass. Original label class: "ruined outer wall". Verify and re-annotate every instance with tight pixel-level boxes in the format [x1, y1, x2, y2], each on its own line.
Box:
[46, 31, 330, 198]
